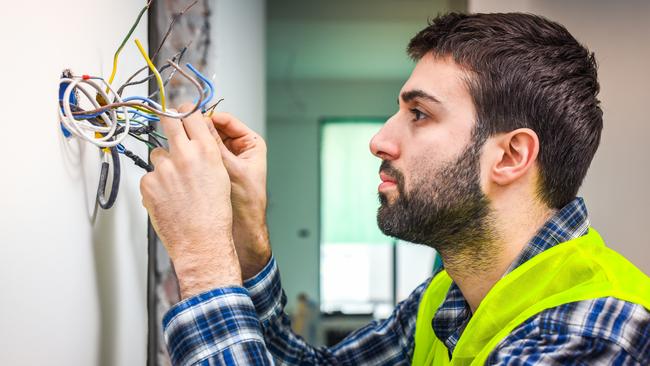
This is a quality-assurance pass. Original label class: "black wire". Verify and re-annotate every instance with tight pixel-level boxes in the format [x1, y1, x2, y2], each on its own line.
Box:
[97, 147, 121, 209]
[129, 132, 158, 149]
[119, 124, 155, 135]
[124, 149, 154, 172]
[148, 133, 164, 148]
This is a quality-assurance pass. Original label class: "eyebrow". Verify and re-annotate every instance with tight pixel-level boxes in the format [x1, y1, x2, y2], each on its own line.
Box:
[399, 89, 442, 105]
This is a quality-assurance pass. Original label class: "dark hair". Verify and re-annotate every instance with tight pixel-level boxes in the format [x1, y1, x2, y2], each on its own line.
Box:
[408, 13, 603, 209]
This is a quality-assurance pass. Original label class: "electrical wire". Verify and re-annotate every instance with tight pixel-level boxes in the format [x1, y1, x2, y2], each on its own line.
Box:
[129, 132, 158, 149]
[205, 98, 224, 117]
[59, 64, 210, 151]
[59, 76, 131, 148]
[186, 63, 214, 111]
[67, 60, 206, 120]
[152, 0, 198, 62]
[134, 38, 166, 111]
[59, 0, 215, 211]
[116, 46, 187, 97]
[124, 149, 154, 172]
[97, 147, 121, 209]
[106, 0, 152, 91]
[116, 0, 199, 97]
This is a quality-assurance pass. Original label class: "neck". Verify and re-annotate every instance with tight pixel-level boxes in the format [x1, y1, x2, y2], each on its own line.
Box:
[441, 198, 555, 312]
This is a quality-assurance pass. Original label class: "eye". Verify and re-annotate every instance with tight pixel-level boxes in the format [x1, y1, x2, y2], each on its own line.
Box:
[409, 108, 428, 122]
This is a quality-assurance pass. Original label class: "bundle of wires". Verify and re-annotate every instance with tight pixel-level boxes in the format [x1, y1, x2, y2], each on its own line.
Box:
[57, 0, 216, 209]
[58, 56, 215, 148]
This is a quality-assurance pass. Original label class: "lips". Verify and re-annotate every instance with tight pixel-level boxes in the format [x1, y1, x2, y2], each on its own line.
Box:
[379, 171, 397, 184]
[379, 171, 398, 191]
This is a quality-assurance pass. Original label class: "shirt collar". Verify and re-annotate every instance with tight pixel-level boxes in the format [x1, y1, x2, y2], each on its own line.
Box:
[505, 197, 590, 274]
[431, 197, 590, 352]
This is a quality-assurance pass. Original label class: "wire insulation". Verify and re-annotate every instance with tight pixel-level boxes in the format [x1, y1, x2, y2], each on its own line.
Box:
[106, 0, 152, 91]
[134, 38, 166, 111]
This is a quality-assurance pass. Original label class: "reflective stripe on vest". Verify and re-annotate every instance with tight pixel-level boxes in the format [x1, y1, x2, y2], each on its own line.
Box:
[412, 228, 650, 366]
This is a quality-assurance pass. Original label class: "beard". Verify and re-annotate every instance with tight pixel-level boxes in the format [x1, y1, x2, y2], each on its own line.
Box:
[376, 132, 497, 270]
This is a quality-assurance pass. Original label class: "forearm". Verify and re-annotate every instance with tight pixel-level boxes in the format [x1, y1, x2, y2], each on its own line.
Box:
[172, 235, 242, 299]
[245, 256, 424, 365]
[233, 218, 272, 280]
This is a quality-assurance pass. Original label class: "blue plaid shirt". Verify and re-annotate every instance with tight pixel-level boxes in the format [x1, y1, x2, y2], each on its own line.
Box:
[163, 198, 650, 365]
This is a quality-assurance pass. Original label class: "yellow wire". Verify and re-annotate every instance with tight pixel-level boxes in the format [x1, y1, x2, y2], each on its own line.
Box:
[134, 38, 166, 112]
[106, 53, 120, 92]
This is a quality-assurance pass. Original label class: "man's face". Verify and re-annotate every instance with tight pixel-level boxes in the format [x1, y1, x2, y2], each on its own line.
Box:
[370, 54, 494, 254]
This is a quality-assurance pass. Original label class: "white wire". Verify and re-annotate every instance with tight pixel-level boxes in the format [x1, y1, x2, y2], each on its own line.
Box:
[58, 77, 131, 148]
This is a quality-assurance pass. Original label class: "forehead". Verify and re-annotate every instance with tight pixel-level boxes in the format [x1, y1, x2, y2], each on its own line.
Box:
[400, 53, 474, 107]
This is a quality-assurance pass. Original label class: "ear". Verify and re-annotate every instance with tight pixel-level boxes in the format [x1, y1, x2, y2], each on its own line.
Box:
[490, 128, 539, 186]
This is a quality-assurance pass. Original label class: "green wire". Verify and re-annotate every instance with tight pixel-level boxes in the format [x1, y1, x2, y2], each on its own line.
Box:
[129, 133, 157, 149]
[117, 4, 149, 57]
[150, 130, 167, 140]
[107, 1, 151, 87]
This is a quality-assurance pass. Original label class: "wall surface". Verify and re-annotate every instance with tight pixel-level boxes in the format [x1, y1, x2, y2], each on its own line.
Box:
[0, 1, 150, 365]
[211, 0, 267, 136]
[470, 0, 650, 274]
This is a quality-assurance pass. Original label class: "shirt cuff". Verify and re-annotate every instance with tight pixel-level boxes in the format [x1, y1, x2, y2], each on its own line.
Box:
[243, 255, 285, 324]
[163, 286, 266, 366]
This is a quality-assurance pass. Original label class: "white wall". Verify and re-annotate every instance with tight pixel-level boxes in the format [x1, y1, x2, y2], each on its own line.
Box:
[469, 0, 650, 274]
[211, 0, 267, 136]
[0, 1, 150, 365]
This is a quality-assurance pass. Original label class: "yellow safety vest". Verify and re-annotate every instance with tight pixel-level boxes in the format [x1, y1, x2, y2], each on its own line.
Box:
[412, 228, 650, 366]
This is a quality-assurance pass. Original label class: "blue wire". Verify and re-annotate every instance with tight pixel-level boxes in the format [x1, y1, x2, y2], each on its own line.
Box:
[64, 63, 214, 119]
[116, 144, 126, 154]
[185, 63, 214, 111]
[121, 109, 160, 122]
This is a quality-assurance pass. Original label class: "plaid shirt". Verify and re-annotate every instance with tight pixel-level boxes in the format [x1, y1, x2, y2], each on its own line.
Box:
[163, 198, 650, 365]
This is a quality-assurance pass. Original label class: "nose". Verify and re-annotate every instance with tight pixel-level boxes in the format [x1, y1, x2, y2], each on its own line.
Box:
[370, 115, 400, 161]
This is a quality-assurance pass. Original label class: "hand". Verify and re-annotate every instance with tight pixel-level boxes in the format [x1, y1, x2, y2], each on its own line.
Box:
[140, 104, 242, 299]
[204, 112, 271, 279]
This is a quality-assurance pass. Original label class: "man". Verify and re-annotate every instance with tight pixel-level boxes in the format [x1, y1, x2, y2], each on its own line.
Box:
[140, 13, 650, 365]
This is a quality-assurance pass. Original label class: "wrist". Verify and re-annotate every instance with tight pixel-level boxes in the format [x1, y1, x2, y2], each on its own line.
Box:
[233, 221, 272, 279]
[171, 238, 243, 299]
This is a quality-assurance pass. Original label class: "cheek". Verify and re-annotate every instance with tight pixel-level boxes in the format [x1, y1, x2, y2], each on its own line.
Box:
[401, 149, 438, 191]
[400, 123, 472, 188]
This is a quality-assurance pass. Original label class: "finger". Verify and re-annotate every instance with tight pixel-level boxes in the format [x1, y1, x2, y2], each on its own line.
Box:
[204, 117, 236, 161]
[210, 112, 253, 139]
[203, 116, 222, 141]
[160, 109, 188, 152]
[149, 147, 170, 168]
[178, 103, 213, 144]
[205, 118, 230, 143]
